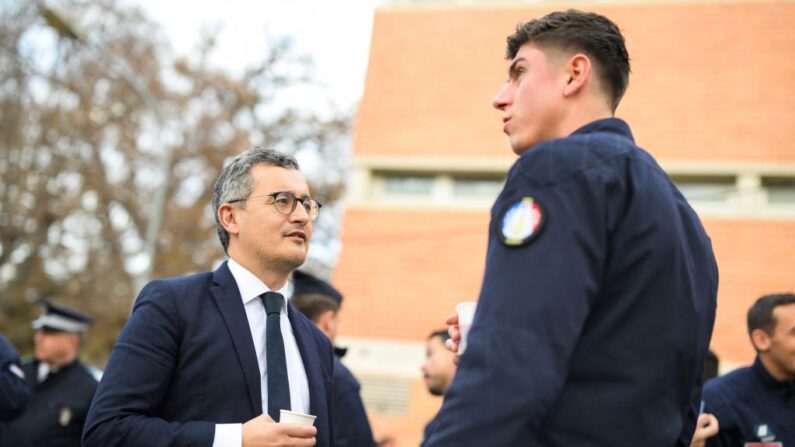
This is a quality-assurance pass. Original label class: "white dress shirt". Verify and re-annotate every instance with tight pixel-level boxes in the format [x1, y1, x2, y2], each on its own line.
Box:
[213, 259, 310, 447]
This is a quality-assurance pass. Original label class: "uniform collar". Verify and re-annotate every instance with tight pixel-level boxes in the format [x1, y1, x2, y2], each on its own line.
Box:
[227, 258, 291, 314]
[570, 117, 635, 142]
[753, 356, 795, 399]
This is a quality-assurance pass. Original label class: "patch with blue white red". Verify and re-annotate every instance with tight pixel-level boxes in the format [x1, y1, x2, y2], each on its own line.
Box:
[499, 196, 545, 247]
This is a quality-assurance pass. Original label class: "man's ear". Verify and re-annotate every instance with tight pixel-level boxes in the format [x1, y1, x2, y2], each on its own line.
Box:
[562, 53, 592, 98]
[317, 310, 337, 336]
[750, 328, 772, 352]
[217, 203, 240, 236]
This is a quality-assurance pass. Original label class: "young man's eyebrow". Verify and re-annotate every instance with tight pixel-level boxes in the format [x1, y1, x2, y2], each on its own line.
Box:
[508, 57, 526, 78]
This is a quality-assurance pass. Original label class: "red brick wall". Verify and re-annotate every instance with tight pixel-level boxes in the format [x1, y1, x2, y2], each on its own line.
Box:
[355, 2, 795, 162]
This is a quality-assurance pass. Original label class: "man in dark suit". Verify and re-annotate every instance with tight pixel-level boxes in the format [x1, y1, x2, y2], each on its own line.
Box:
[290, 270, 376, 447]
[84, 148, 334, 447]
[4, 301, 98, 446]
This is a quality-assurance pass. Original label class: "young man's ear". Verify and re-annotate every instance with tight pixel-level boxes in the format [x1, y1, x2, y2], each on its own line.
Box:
[217, 203, 240, 236]
[750, 328, 772, 352]
[562, 53, 592, 98]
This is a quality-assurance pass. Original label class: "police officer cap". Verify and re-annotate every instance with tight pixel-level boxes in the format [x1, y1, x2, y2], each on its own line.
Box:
[31, 300, 93, 334]
[293, 270, 343, 304]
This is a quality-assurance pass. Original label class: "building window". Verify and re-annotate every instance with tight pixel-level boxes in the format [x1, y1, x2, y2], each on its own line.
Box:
[382, 174, 434, 196]
[452, 176, 504, 199]
[763, 177, 795, 204]
[671, 176, 736, 203]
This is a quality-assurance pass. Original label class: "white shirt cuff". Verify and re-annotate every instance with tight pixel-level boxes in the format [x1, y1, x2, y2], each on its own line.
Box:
[212, 423, 243, 447]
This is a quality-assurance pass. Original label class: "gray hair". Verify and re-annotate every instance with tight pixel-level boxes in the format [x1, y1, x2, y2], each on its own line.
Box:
[212, 147, 300, 253]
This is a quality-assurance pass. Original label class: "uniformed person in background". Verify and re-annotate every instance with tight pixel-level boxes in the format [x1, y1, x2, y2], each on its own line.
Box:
[420, 330, 456, 446]
[0, 332, 29, 442]
[290, 270, 377, 447]
[702, 293, 795, 446]
[4, 301, 99, 446]
[424, 9, 718, 447]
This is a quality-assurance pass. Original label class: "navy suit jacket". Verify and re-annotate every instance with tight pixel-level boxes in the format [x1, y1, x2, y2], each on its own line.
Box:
[83, 262, 335, 447]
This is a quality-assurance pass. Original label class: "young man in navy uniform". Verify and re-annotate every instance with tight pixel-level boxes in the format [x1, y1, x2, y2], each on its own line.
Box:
[424, 10, 718, 447]
[4, 301, 98, 446]
[290, 270, 376, 447]
[703, 293, 795, 446]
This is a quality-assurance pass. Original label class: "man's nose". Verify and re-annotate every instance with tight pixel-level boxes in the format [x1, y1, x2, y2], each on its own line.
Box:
[492, 83, 512, 110]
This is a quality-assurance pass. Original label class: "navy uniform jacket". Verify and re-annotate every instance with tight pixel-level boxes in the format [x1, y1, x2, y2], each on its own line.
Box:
[703, 357, 795, 446]
[4, 359, 98, 447]
[424, 118, 718, 446]
[332, 350, 375, 447]
[0, 334, 29, 445]
[83, 262, 335, 447]
[0, 334, 28, 422]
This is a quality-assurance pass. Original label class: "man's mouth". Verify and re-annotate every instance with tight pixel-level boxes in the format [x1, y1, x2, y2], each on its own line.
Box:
[285, 230, 306, 241]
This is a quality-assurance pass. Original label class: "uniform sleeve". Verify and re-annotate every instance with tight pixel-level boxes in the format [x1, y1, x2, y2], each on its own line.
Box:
[0, 334, 29, 420]
[82, 280, 214, 447]
[703, 387, 739, 447]
[425, 164, 608, 445]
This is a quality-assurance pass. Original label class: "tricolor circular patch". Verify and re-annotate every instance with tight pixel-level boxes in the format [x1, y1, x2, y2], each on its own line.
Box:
[499, 196, 545, 247]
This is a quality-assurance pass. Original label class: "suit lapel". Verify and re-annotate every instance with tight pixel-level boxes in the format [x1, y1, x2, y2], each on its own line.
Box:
[288, 304, 330, 424]
[211, 262, 262, 416]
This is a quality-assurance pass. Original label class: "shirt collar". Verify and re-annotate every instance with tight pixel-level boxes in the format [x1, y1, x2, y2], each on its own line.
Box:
[227, 258, 291, 314]
[753, 356, 795, 398]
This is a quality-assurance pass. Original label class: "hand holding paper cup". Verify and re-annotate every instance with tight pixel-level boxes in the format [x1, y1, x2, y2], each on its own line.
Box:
[455, 301, 477, 355]
[279, 409, 316, 426]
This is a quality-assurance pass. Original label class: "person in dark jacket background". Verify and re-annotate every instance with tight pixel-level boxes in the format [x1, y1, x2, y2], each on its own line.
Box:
[4, 300, 98, 447]
[703, 293, 795, 446]
[291, 269, 377, 447]
[0, 332, 30, 443]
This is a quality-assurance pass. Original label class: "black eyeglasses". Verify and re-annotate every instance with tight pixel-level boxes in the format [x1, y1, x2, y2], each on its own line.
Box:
[228, 191, 322, 221]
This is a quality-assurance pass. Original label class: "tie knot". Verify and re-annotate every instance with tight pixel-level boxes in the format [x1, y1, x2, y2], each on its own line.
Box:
[261, 292, 284, 315]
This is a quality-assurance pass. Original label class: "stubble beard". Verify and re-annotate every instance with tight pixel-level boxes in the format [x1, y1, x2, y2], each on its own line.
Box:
[255, 244, 307, 275]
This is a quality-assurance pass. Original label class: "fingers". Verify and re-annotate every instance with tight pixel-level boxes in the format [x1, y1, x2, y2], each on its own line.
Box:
[281, 425, 317, 438]
[700, 413, 719, 437]
[445, 313, 459, 325]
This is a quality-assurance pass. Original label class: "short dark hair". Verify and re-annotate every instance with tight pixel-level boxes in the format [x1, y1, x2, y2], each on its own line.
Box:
[292, 293, 340, 324]
[506, 9, 630, 113]
[747, 293, 795, 336]
[212, 147, 299, 253]
[428, 329, 450, 343]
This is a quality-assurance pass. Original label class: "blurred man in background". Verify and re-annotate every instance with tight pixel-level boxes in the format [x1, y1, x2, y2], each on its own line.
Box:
[291, 269, 376, 447]
[702, 293, 795, 446]
[4, 301, 98, 446]
[420, 329, 456, 445]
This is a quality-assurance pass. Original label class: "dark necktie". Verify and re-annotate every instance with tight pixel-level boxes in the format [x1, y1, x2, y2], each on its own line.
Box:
[261, 292, 291, 420]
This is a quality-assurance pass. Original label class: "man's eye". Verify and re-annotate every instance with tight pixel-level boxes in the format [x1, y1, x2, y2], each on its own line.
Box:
[275, 196, 291, 205]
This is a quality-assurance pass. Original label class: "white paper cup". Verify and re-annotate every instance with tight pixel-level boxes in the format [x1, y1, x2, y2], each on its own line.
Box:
[279, 409, 316, 426]
[455, 301, 477, 355]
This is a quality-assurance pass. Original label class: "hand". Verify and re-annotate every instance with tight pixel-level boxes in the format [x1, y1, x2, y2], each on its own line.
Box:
[444, 313, 461, 364]
[242, 414, 316, 447]
[690, 413, 719, 447]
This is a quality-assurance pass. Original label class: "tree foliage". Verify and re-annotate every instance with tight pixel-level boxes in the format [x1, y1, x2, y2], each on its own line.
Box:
[0, 0, 350, 364]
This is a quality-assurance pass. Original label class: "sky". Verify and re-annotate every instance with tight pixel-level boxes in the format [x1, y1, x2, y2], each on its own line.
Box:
[133, 0, 380, 111]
